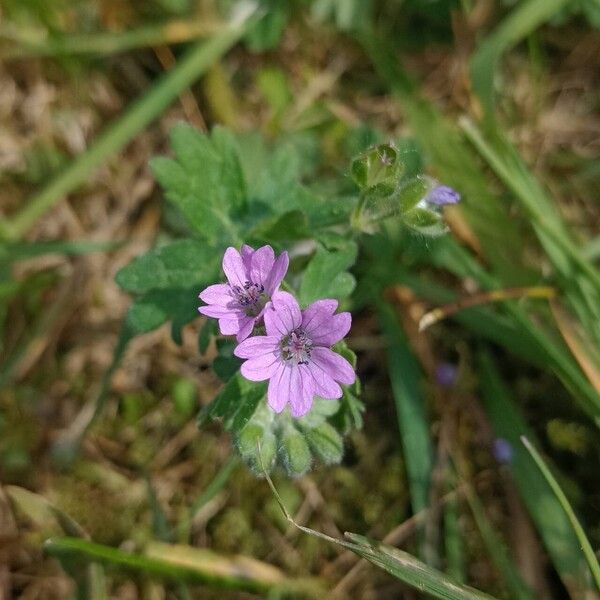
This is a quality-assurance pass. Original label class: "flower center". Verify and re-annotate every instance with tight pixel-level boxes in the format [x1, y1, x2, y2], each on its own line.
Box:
[231, 281, 266, 317]
[281, 328, 313, 365]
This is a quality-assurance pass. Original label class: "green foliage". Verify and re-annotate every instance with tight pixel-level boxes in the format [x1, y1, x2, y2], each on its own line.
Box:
[350, 138, 451, 236]
[342, 533, 498, 600]
[198, 372, 267, 434]
[299, 240, 357, 305]
[115, 240, 219, 294]
[379, 303, 433, 559]
[350, 142, 404, 195]
[44, 536, 317, 595]
[470, 0, 570, 116]
[199, 344, 360, 477]
[150, 125, 246, 246]
[264, 472, 499, 600]
[479, 351, 596, 596]
[522, 437, 600, 591]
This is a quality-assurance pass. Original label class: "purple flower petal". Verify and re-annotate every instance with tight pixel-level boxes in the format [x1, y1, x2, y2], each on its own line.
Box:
[236, 316, 256, 342]
[234, 336, 279, 359]
[265, 251, 289, 294]
[267, 365, 290, 413]
[222, 247, 247, 288]
[426, 185, 460, 206]
[264, 291, 301, 337]
[198, 283, 232, 306]
[302, 299, 338, 330]
[241, 244, 254, 271]
[307, 362, 342, 399]
[303, 306, 351, 347]
[311, 347, 355, 385]
[493, 438, 513, 464]
[198, 245, 290, 341]
[199, 304, 234, 318]
[289, 366, 315, 417]
[219, 318, 240, 336]
[240, 353, 281, 381]
[249, 245, 275, 287]
[435, 363, 458, 387]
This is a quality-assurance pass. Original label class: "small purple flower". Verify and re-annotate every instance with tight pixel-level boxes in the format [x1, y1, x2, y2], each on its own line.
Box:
[493, 438, 513, 464]
[425, 185, 460, 206]
[233, 292, 355, 418]
[198, 245, 289, 342]
[435, 363, 458, 387]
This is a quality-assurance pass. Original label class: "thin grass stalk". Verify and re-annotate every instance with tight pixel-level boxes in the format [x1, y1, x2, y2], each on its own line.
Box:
[0, 3, 258, 241]
[0, 19, 221, 59]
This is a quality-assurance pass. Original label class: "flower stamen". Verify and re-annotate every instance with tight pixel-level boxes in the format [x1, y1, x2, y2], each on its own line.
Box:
[281, 328, 313, 365]
[231, 281, 266, 316]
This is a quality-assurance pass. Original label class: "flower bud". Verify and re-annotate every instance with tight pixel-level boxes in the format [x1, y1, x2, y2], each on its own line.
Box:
[280, 427, 312, 477]
[397, 176, 460, 237]
[350, 142, 404, 195]
[304, 422, 344, 465]
[236, 406, 277, 474]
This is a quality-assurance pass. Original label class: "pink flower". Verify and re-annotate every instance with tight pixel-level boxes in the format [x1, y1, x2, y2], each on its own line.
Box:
[198, 245, 289, 342]
[234, 291, 355, 418]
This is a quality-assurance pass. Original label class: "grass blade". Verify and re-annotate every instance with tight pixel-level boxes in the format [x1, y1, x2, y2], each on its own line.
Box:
[344, 533, 498, 600]
[464, 486, 535, 600]
[260, 454, 498, 599]
[478, 350, 595, 597]
[360, 32, 526, 282]
[177, 455, 240, 543]
[44, 537, 315, 595]
[469, 0, 570, 115]
[0, 2, 258, 242]
[378, 303, 433, 557]
[521, 437, 600, 591]
[460, 118, 600, 293]
[0, 240, 123, 263]
[1, 19, 221, 59]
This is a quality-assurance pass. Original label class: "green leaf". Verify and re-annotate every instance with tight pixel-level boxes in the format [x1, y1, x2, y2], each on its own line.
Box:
[299, 241, 357, 305]
[150, 124, 246, 246]
[330, 342, 364, 433]
[198, 318, 217, 355]
[252, 209, 310, 242]
[212, 339, 241, 382]
[279, 425, 312, 477]
[379, 303, 433, 558]
[198, 372, 266, 434]
[125, 287, 199, 342]
[262, 469, 498, 600]
[115, 240, 219, 294]
[302, 422, 344, 466]
[236, 403, 278, 475]
[245, 2, 289, 52]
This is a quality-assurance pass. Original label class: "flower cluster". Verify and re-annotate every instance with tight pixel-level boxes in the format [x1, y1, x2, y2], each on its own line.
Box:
[198, 245, 355, 418]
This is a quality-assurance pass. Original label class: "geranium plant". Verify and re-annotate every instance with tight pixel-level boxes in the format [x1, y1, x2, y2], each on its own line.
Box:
[115, 123, 458, 476]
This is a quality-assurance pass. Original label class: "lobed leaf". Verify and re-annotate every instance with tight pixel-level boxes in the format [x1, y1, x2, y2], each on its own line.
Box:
[299, 241, 357, 306]
[115, 239, 219, 294]
[150, 124, 246, 246]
